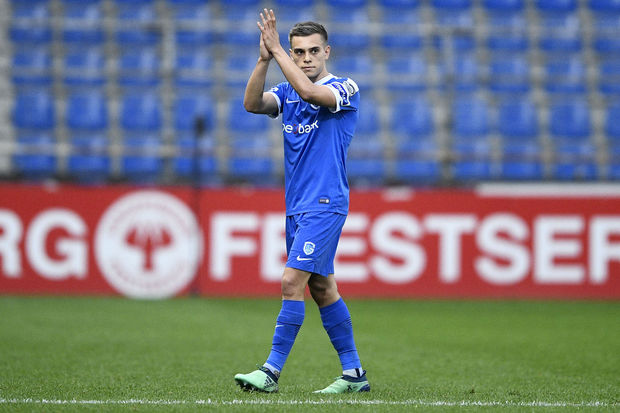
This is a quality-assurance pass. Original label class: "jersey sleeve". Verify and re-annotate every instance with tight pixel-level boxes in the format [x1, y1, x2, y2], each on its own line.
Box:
[266, 82, 287, 118]
[326, 78, 360, 113]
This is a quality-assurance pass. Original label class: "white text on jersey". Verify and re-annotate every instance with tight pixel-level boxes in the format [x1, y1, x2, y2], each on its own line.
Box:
[282, 120, 319, 135]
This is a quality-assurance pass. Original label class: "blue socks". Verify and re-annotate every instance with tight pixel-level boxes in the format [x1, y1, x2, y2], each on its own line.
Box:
[264, 298, 362, 377]
[319, 298, 362, 372]
[265, 300, 305, 373]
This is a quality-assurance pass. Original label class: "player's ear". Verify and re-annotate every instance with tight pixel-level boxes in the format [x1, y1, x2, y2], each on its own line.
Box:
[324, 45, 331, 59]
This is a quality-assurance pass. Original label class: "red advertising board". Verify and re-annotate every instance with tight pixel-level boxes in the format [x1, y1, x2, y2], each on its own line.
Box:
[1, 183, 619, 299]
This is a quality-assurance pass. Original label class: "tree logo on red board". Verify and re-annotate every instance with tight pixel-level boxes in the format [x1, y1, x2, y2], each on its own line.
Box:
[94, 191, 202, 298]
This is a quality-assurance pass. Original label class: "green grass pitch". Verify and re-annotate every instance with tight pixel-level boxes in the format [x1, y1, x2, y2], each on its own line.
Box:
[0, 297, 618, 412]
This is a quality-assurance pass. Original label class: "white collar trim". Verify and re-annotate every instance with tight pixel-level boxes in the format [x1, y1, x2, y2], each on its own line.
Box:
[315, 74, 335, 85]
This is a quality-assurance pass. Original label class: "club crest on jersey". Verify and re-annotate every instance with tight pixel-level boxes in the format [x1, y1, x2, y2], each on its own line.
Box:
[303, 242, 316, 255]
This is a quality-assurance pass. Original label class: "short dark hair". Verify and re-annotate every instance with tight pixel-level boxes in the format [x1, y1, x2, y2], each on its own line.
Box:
[288, 21, 328, 46]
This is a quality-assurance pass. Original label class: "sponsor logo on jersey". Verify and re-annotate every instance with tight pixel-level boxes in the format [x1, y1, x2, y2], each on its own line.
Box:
[282, 120, 319, 134]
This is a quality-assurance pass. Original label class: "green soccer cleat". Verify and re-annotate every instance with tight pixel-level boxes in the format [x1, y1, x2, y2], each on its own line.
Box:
[313, 371, 370, 394]
[234, 366, 279, 393]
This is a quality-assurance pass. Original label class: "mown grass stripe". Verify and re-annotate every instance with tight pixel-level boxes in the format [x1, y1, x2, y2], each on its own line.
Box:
[0, 398, 615, 407]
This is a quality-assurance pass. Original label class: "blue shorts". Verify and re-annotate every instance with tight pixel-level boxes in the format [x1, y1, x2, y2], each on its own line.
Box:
[285, 211, 347, 277]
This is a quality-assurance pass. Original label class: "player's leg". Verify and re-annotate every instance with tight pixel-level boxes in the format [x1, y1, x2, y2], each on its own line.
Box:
[234, 267, 310, 392]
[309, 273, 369, 393]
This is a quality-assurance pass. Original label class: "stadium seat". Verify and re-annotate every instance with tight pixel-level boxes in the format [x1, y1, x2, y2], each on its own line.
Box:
[483, 0, 525, 31]
[66, 89, 108, 130]
[487, 53, 531, 93]
[274, 0, 317, 25]
[62, 0, 104, 29]
[347, 158, 386, 185]
[227, 98, 269, 133]
[542, 55, 587, 94]
[10, 0, 50, 26]
[67, 134, 110, 183]
[431, 0, 474, 29]
[497, 97, 539, 138]
[12, 133, 57, 178]
[549, 100, 591, 138]
[62, 29, 106, 85]
[605, 102, 620, 140]
[500, 160, 544, 180]
[452, 160, 494, 181]
[168, 0, 213, 26]
[173, 136, 219, 184]
[391, 96, 434, 138]
[221, 0, 262, 27]
[116, 30, 161, 86]
[325, 0, 370, 24]
[452, 95, 490, 137]
[174, 92, 215, 133]
[10, 27, 52, 85]
[120, 91, 162, 131]
[122, 136, 163, 182]
[589, 0, 620, 35]
[113, 0, 157, 24]
[385, 54, 428, 92]
[394, 159, 442, 183]
[13, 88, 55, 129]
[378, 0, 421, 24]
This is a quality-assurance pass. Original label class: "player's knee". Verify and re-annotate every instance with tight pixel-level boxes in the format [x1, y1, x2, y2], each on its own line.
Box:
[281, 271, 305, 300]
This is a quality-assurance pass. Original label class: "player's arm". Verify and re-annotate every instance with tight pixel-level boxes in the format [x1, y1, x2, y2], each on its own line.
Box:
[244, 34, 279, 115]
[257, 9, 337, 109]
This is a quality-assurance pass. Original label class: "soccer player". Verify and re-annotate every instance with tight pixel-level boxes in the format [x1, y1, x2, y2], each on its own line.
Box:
[233, 9, 369, 394]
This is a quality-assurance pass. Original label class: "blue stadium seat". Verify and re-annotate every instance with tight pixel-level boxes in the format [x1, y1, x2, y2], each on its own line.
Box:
[543, 55, 587, 94]
[12, 46, 51, 85]
[173, 136, 219, 183]
[274, 0, 317, 25]
[120, 91, 162, 131]
[379, 0, 421, 24]
[452, 95, 490, 137]
[347, 158, 386, 185]
[10, 27, 52, 85]
[122, 136, 163, 182]
[11, 0, 50, 25]
[62, 0, 104, 28]
[62, 29, 106, 85]
[326, 0, 370, 23]
[391, 96, 434, 139]
[452, 160, 494, 181]
[114, 0, 157, 24]
[394, 160, 442, 183]
[168, 0, 213, 25]
[431, 0, 473, 29]
[117, 30, 161, 86]
[605, 102, 620, 140]
[66, 89, 108, 130]
[13, 88, 55, 129]
[483, 0, 525, 31]
[535, 0, 581, 51]
[175, 30, 213, 86]
[174, 92, 215, 133]
[589, 0, 620, 35]
[227, 156, 275, 185]
[12, 132, 57, 178]
[488, 54, 531, 93]
[501, 161, 544, 180]
[221, 0, 261, 26]
[67, 135, 110, 182]
[549, 100, 591, 138]
[385, 54, 428, 92]
[380, 33, 424, 53]
[497, 97, 538, 138]
[228, 98, 269, 133]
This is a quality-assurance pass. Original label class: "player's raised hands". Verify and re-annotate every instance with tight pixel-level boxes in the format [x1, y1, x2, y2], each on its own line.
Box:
[257, 9, 281, 54]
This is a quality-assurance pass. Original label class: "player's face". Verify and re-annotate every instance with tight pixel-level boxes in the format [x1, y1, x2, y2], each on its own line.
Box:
[290, 33, 330, 82]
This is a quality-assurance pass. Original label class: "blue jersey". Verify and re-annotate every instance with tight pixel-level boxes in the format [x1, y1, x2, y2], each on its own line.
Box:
[267, 74, 360, 216]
